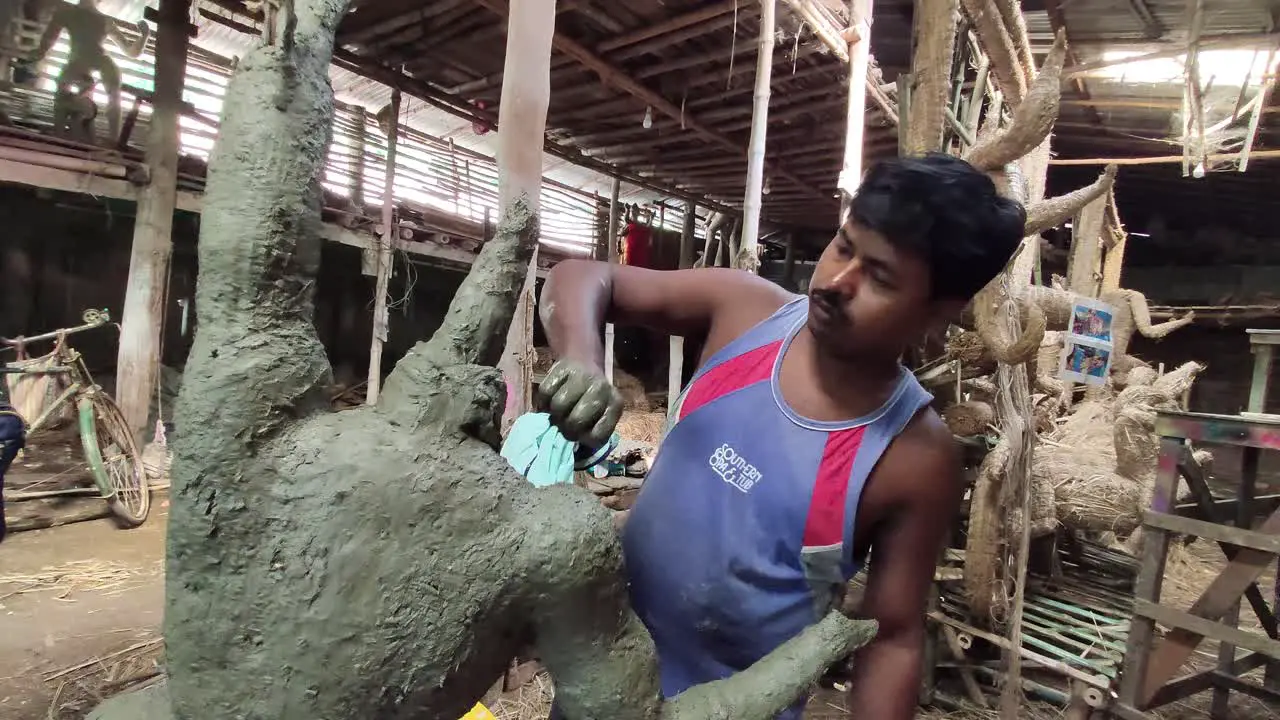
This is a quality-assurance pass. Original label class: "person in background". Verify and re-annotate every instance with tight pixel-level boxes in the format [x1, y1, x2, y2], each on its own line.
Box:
[535, 153, 1025, 719]
[0, 397, 25, 543]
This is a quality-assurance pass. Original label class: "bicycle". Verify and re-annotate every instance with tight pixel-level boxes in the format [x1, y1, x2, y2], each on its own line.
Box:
[1, 309, 150, 527]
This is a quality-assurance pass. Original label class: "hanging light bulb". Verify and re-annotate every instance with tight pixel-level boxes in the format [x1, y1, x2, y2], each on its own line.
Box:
[762, 176, 772, 195]
[642, 105, 653, 129]
[1192, 161, 1206, 179]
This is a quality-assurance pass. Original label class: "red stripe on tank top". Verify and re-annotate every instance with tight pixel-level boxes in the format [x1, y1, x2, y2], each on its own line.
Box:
[803, 427, 866, 548]
[678, 340, 783, 421]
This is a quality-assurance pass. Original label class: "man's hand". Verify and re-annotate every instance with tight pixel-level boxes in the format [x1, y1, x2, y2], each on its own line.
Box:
[536, 359, 623, 450]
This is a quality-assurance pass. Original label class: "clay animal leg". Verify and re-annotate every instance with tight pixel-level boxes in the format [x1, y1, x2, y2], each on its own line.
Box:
[94, 56, 122, 144]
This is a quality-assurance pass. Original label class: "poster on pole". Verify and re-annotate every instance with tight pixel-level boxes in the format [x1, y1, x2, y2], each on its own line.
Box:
[1068, 295, 1115, 344]
[1059, 295, 1117, 386]
[1061, 335, 1114, 386]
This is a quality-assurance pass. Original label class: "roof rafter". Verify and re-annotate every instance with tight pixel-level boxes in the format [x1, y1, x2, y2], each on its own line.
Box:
[468, 0, 831, 202]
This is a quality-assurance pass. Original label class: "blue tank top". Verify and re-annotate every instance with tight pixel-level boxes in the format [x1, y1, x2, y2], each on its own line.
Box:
[620, 297, 933, 718]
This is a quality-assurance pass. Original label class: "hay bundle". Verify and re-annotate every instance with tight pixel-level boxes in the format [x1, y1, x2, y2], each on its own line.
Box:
[616, 410, 666, 445]
[946, 330, 997, 374]
[943, 400, 994, 437]
[1120, 365, 1158, 388]
[963, 376, 998, 400]
[1031, 393, 1059, 434]
[1113, 403, 1158, 483]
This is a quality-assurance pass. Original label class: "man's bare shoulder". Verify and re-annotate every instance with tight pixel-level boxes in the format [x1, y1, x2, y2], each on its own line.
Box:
[877, 408, 964, 509]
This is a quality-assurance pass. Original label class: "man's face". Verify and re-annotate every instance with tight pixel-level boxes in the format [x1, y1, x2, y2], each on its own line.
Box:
[806, 221, 947, 361]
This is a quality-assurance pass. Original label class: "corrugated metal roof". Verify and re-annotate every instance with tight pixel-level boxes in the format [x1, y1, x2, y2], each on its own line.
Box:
[96, 0, 662, 207]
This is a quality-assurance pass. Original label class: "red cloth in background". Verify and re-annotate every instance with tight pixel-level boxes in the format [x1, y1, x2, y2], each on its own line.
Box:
[622, 222, 652, 268]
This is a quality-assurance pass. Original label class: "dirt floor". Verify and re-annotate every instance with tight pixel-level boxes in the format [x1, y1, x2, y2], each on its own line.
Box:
[0, 505, 167, 719]
[1, 503, 1277, 719]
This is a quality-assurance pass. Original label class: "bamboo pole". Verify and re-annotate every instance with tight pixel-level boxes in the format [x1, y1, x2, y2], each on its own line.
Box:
[496, 0, 557, 427]
[838, 0, 873, 221]
[739, 0, 774, 273]
[115, 0, 190, 436]
[1238, 51, 1277, 172]
[603, 177, 621, 385]
[366, 88, 401, 406]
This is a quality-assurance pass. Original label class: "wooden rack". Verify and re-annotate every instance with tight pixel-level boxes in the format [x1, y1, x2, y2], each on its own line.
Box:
[1113, 408, 1280, 719]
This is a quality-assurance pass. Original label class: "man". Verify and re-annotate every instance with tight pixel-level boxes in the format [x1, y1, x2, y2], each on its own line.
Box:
[0, 396, 24, 544]
[536, 153, 1025, 719]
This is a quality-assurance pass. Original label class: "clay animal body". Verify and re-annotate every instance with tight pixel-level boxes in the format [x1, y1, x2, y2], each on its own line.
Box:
[31, 0, 148, 145]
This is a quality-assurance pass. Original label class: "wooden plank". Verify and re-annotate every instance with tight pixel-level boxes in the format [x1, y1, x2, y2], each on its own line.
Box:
[1249, 344, 1273, 414]
[1135, 600, 1280, 663]
[1212, 669, 1280, 704]
[1143, 510, 1280, 554]
[1178, 454, 1280, 639]
[1139, 501, 1280, 704]
[1118, 436, 1182, 708]
[1147, 652, 1269, 707]
[1217, 442, 1259, 715]
[1176, 493, 1280, 520]
[1155, 410, 1280, 451]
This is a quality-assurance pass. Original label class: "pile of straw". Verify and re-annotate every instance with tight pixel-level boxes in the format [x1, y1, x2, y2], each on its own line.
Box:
[616, 410, 666, 445]
[489, 672, 553, 720]
[0, 559, 160, 602]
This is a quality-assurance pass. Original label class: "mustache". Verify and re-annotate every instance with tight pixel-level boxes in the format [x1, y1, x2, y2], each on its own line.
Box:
[809, 288, 844, 308]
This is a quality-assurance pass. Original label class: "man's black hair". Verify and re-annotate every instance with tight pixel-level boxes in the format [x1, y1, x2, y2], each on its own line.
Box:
[849, 152, 1026, 300]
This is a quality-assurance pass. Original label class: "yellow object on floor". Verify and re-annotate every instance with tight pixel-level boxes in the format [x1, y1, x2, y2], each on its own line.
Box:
[460, 703, 498, 720]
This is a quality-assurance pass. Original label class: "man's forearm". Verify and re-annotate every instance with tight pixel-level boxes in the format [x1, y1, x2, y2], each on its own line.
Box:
[539, 259, 613, 369]
[845, 633, 924, 720]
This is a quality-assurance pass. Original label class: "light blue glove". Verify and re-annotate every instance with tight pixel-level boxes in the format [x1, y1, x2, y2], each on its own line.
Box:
[501, 412, 576, 488]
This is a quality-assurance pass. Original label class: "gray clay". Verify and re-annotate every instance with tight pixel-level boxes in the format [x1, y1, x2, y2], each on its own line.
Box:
[89, 1, 877, 718]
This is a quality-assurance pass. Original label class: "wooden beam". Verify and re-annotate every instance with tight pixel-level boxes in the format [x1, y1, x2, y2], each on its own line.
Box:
[1126, 0, 1166, 39]
[367, 88, 401, 406]
[330, 49, 740, 216]
[1050, 150, 1280, 165]
[597, 0, 744, 53]
[116, 0, 190, 437]
[497, 0, 557, 428]
[1061, 33, 1280, 79]
[470, 0, 828, 201]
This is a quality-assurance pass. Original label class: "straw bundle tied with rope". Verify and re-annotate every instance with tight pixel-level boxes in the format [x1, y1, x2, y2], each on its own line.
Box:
[1037, 362, 1205, 538]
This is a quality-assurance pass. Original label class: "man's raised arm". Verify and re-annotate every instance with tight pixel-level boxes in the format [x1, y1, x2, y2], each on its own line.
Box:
[535, 260, 790, 445]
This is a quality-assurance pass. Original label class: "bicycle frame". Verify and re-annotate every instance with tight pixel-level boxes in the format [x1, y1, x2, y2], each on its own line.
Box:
[2, 308, 114, 424]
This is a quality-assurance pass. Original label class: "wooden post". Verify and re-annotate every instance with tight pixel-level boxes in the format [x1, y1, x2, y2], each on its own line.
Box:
[366, 88, 401, 405]
[497, 0, 557, 427]
[603, 176, 621, 385]
[115, 0, 190, 436]
[738, 0, 774, 273]
[1101, 200, 1127, 293]
[838, 0, 873, 222]
[902, 0, 958, 155]
[669, 201, 696, 414]
[352, 107, 367, 205]
[1066, 193, 1106, 297]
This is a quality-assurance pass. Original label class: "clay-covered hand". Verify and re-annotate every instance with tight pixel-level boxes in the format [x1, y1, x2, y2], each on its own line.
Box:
[536, 358, 623, 450]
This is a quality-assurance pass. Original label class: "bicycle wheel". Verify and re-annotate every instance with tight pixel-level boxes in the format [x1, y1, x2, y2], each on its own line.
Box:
[77, 390, 150, 527]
